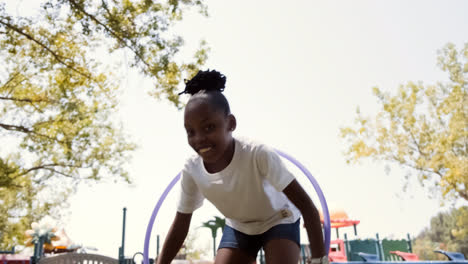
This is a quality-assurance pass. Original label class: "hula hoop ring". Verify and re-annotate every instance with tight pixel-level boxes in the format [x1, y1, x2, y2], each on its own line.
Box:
[143, 150, 330, 264]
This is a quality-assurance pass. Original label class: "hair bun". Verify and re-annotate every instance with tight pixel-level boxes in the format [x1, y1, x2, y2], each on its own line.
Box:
[179, 69, 226, 95]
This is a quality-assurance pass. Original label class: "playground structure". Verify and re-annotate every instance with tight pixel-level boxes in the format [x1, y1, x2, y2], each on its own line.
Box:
[304, 209, 419, 263]
[295, 209, 467, 264]
[2, 206, 467, 264]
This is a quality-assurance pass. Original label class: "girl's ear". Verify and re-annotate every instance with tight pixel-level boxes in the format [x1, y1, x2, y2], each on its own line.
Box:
[227, 114, 237, 132]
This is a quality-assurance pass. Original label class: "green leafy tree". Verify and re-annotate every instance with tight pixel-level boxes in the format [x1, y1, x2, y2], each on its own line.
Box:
[341, 42, 467, 202]
[0, 0, 208, 250]
[413, 206, 468, 259]
[412, 237, 442, 261]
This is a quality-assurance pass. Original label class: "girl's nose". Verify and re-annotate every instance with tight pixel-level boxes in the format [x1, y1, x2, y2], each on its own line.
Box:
[193, 133, 207, 144]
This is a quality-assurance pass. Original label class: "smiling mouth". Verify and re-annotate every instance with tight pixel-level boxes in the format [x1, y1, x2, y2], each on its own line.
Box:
[198, 147, 212, 154]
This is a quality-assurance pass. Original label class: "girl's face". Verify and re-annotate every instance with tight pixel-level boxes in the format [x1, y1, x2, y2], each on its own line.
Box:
[184, 98, 236, 172]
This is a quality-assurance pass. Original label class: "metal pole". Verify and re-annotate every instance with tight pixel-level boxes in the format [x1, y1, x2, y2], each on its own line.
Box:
[344, 233, 350, 261]
[118, 247, 123, 264]
[406, 233, 413, 253]
[375, 233, 383, 260]
[38, 236, 45, 258]
[378, 233, 385, 260]
[121, 207, 127, 262]
[32, 241, 39, 264]
[156, 235, 160, 258]
[32, 235, 45, 264]
[213, 236, 216, 257]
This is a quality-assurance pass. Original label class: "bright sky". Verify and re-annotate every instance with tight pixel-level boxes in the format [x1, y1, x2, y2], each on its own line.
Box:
[5, 0, 468, 260]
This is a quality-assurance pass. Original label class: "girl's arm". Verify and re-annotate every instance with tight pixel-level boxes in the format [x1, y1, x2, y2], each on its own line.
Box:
[283, 179, 326, 259]
[156, 212, 192, 264]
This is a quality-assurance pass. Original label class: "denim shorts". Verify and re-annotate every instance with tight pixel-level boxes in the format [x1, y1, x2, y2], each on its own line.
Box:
[218, 219, 301, 258]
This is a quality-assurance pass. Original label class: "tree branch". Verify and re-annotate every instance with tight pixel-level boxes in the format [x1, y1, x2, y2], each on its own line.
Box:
[67, 0, 151, 70]
[15, 163, 87, 179]
[0, 19, 91, 79]
[408, 130, 428, 158]
[0, 71, 24, 91]
[427, 90, 446, 128]
[0, 96, 50, 103]
[42, 167, 74, 178]
[101, 0, 113, 19]
[389, 154, 444, 178]
[460, 189, 468, 201]
[0, 122, 65, 143]
[0, 123, 31, 133]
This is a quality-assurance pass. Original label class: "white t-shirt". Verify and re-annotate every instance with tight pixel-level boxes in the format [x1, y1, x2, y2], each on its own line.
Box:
[177, 137, 301, 235]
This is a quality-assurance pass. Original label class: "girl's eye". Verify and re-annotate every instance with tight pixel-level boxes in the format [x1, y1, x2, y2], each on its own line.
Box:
[186, 130, 194, 137]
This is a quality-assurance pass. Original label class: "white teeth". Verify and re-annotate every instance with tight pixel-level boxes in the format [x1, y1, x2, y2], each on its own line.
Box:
[199, 147, 212, 153]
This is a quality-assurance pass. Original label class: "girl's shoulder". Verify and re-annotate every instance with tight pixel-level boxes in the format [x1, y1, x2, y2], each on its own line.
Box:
[236, 136, 262, 149]
[182, 153, 202, 172]
[235, 137, 274, 155]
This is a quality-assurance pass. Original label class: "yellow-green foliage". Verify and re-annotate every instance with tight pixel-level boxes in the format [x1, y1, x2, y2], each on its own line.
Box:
[341, 43, 468, 202]
[177, 230, 210, 260]
[413, 206, 468, 258]
[0, 0, 208, 250]
[412, 238, 445, 261]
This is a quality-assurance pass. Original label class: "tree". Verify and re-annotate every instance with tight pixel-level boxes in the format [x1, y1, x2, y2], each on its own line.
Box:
[341, 43, 467, 202]
[413, 206, 468, 259]
[0, 0, 208, 250]
[177, 230, 210, 260]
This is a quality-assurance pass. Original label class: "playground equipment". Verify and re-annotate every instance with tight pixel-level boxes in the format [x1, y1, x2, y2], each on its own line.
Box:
[435, 251, 467, 261]
[297, 207, 467, 264]
[314, 209, 360, 262]
[3, 205, 468, 264]
[323, 209, 360, 239]
[389, 251, 420, 261]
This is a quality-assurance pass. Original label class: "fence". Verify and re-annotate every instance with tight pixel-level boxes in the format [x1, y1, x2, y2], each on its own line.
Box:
[344, 233, 413, 261]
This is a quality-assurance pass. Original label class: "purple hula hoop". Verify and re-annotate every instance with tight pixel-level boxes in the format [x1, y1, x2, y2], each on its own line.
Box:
[275, 149, 331, 253]
[143, 150, 330, 264]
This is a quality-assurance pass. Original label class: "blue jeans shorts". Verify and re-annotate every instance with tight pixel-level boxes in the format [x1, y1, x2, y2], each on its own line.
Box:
[218, 219, 301, 258]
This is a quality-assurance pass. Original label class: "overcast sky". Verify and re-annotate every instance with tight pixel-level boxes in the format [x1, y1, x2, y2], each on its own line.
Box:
[6, 0, 468, 260]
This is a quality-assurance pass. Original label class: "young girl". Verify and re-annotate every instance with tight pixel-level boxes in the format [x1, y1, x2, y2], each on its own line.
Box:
[156, 70, 327, 264]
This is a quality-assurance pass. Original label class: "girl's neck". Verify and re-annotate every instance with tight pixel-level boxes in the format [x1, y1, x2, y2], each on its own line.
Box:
[204, 138, 235, 173]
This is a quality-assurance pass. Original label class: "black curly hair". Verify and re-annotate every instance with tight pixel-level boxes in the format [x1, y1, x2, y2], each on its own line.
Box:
[180, 69, 231, 116]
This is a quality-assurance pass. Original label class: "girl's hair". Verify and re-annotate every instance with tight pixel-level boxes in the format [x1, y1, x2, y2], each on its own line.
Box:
[179, 69, 231, 115]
